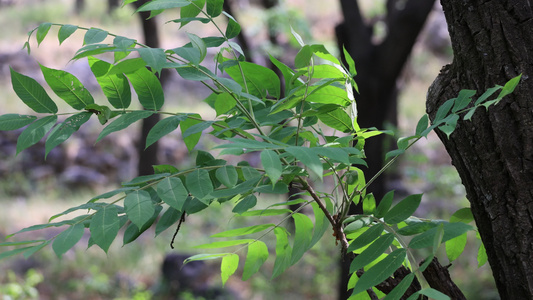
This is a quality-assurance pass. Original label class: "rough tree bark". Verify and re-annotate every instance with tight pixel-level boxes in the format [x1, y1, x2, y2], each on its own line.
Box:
[335, 1, 435, 298]
[426, 0, 533, 298]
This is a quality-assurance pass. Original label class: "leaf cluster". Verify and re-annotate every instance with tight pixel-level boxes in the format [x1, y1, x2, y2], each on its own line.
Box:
[0, 1, 521, 299]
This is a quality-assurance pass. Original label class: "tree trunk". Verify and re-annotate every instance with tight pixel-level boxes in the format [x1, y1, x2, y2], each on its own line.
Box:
[426, 1, 533, 298]
[336, 1, 435, 298]
[132, 0, 169, 176]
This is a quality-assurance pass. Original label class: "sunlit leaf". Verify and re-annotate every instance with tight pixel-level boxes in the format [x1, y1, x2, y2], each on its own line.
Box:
[211, 224, 274, 238]
[243, 241, 268, 280]
[290, 213, 314, 265]
[221, 253, 239, 286]
[272, 227, 291, 279]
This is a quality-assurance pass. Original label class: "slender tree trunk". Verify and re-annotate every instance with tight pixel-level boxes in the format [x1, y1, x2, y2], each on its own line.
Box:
[132, 0, 169, 176]
[426, 0, 533, 298]
[336, 1, 435, 298]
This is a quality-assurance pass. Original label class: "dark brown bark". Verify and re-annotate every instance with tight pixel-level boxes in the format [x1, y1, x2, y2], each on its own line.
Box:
[336, 1, 435, 299]
[426, 0, 533, 298]
[422, 258, 466, 299]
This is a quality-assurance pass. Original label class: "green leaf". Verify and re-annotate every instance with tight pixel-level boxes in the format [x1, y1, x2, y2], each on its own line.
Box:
[225, 62, 280, 99]
[305, 85, 350, 106]
[137, 48, 167, 74]
[123, 205, 162, 245]
[286, 146, 323, 178]
[88, 57, 132, 109]
[415, 114, 429, 137]
[157, 177, 188, 211]
[383, 194, 422, 225]
[180, 0, 205, 27]
[0, 114, 37, 131]
[211, 224, 274, 238]
[36, 22, 52, 46]
[497, 74, 522, 100]
[84, 28, 108, 45]
[374, 190, 394, 219]
[362, 193, 376, 215]
[450, 207, 474, 223]
[58, 24, 78, 45]
[434, 98, 455, 122]
[317, 108, 353, 133]
[452, 89, 476, 113]
[397, 220, 440, 236]
[221, 253, 239, 286]
[185, 169, 213, 200]
[232, 195, 257, 214]
[243, 241, 269, 280]
[155, 207, 182, 236]
[206, 0, 223, 17]
[407, 288, 451, 300]
[295, 45, 312, 68]
[187, 33, 207, 63]
[446, 232, 467, 262]
[0, 247, 34, 260]
[180, 114, 202, 151]
[122, 173, 169, 186]
[474, 86, 501, 106]
[195, 239, 254, 249]
[224, 12, 241, 39]
[146, 115, 186, 149]
[16, 115, 57, 155]
[346, 224, 384, 253]
[383, 274, 415, 300]
[125, 67, 164, 110]
[90, 206, 120, 253]
[124, 190, 155, 229]
[309, 199, 332, 248]
[290, 213, 314, 265]
[409, 222, 473, 249]
[352, 249, 407, 296]
[73, 44, 117, 60]
[385, 148, 405, 161]
[213, 92, 236, 116]
[136, 0, 191, 11]
[52, 223, 85, 258]
[96, 110, 154, 142]
[261, 150, 282, 183]
[349, 233, 394, 273]
[477, 240, 488, 267]
[10, 68, 58, 114]
[272, 227, 291, 279]
[45, 112, 91, 157]
[40, 64, 94, 109]
[342, 46, 356, 75]
[216, 165, 238, 188]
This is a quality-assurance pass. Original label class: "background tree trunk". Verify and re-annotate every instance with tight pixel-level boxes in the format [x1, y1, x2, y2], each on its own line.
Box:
[426, 0, 533, 298]
[335, 1, 435, 298]
[132, 0, 169, 176]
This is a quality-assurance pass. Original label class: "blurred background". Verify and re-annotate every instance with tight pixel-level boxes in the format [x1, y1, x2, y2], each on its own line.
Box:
[0, 0, 498, 299]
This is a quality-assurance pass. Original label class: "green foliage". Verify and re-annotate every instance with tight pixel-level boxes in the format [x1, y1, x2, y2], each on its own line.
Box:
[0, 1, 522, 299]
